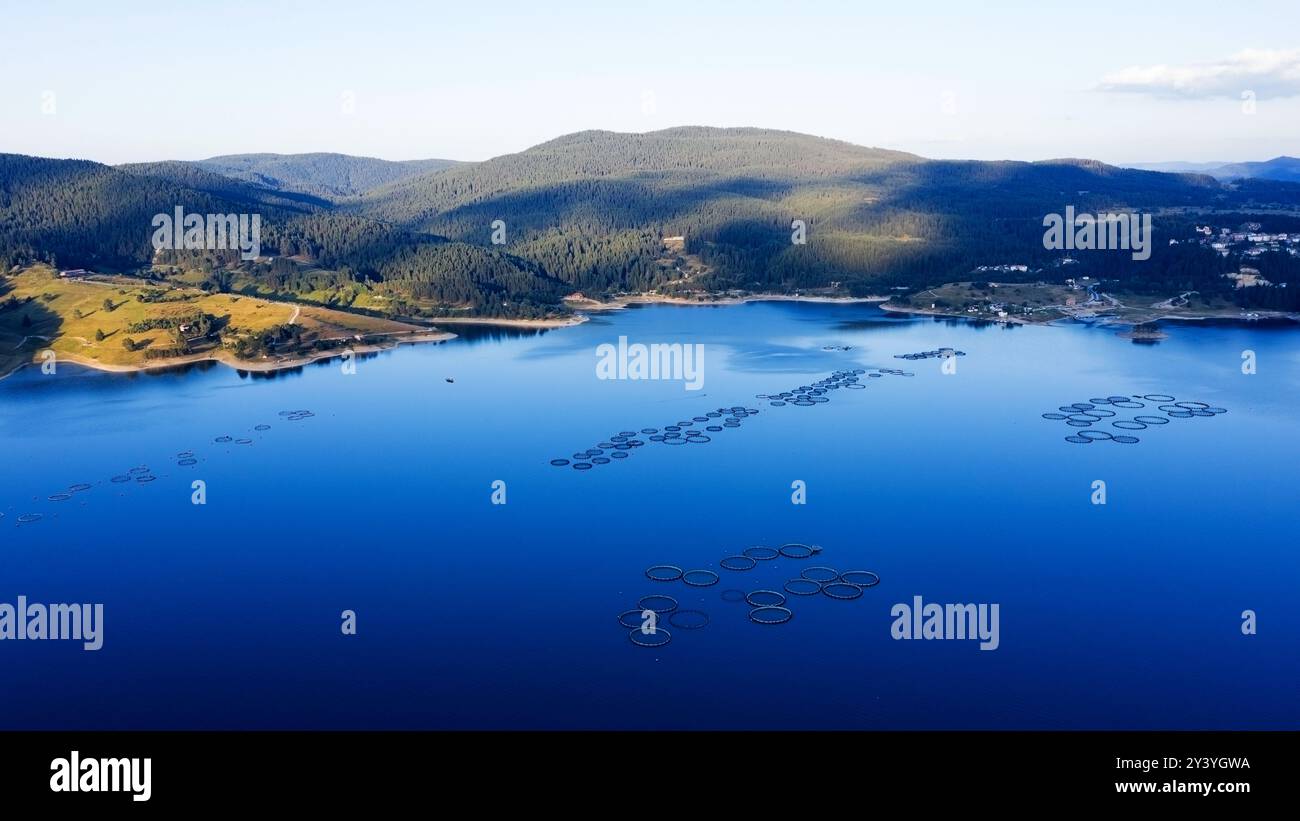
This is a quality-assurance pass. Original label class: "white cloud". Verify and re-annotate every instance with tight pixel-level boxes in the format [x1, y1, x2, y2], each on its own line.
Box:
[1098, 49, 1300, 99]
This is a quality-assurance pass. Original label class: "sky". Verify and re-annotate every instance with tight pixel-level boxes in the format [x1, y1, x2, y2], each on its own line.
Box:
[1, 0, 1297, 166]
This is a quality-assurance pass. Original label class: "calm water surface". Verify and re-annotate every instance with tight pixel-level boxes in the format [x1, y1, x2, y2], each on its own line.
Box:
[1, 302, 1296, 729]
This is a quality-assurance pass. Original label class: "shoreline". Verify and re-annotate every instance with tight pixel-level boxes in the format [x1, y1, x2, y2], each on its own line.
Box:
[565, 292, 889, 311]
[877, 301, 1040, 325]
[0, 330, 456, 381]
[877, 299, 1300, 328]
[430, 314, 587, 328]
[7, 288, 1295, 383]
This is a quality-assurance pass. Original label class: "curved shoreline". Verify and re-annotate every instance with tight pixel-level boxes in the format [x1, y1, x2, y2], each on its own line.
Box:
[9, 288, 1295, 383]
[877, 301, 1038, 325]
[878, 299, 1300, 328]
[431, 314, 588, 328]
[0, 330, 457, 381]
[0, 293, 884, 381]
[565, 292, 889, 311]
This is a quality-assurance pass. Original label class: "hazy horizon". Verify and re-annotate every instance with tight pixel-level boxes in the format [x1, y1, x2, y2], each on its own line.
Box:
[6, 126, 1298, 170]
[3, 0, 1298, 167]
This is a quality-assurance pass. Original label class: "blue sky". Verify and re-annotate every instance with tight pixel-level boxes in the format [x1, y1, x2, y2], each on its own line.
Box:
[2, 0, 1296, 164]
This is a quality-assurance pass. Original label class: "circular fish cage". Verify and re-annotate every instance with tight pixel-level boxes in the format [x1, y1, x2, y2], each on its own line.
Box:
[822, 582, 864, 600]
[682, 570, 720, 587]
[1134, 416, 1169, 425]
[748, 606, 794, 625]
[783, 578, 823, 596]
[644, 564, 683, 582]
[745, 590, 787, 607]
[628, 628, 672, 648]
[800, 566, 841, 583]
[720, 556, 758, 571]
[839, 570, 880, 587]
[637, 594, 679, 614]
[779, 543, 815, 559]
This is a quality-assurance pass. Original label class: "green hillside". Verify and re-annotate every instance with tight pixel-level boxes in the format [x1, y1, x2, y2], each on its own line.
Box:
[0, 153, 565, 318]
[351, 127, 1300, 298]
[6, 128, 1300, 318]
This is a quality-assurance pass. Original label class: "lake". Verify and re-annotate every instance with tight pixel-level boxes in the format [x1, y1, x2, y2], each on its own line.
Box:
[1, 301, 1297, 729]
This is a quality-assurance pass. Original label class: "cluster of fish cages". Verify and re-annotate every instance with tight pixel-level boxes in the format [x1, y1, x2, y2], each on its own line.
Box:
[554, 361, 933, 470]
[894, 348, 966, 361]
[1041, 395, 1226, 444]
[619, 544, 881, 646]
[8, 409, 317, 527]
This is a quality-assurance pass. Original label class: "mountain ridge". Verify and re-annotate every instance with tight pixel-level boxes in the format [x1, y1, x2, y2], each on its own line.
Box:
[1126, 156, 1300, 183]
[182, 152, 462, 199]
[5, 127, 1300, 318]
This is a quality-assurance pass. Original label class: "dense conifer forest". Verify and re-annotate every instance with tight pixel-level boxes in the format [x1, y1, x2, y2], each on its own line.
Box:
[5, 128, 1300, 316]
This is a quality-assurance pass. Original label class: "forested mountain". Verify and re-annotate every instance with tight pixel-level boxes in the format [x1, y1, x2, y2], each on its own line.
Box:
[189, 153, 461, 199]
[117, 160, 333, 210]
[0, 154, 563, 316]
[351, 127, 1300, 298]
[5, 129, 1300, 318]
[359, 127, 920, 225]
[0, 154, 298, 271]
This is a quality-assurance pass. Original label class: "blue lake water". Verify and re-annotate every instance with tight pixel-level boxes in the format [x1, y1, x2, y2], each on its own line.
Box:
[1, 301, 1297, 729]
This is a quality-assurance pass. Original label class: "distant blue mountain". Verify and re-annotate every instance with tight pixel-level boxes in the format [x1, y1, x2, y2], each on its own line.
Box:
[191, 153, 462, 199]
[1127, 156, 1300, 183]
